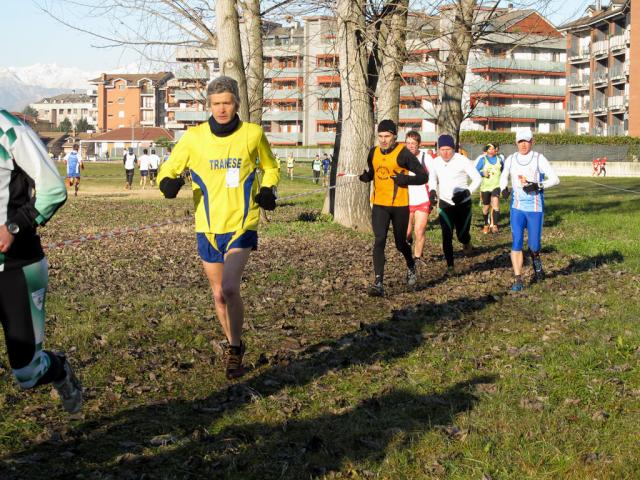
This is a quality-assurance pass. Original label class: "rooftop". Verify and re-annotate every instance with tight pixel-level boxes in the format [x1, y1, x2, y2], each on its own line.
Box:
[89, 73, 173, 86]
[89, 127, 175, 142]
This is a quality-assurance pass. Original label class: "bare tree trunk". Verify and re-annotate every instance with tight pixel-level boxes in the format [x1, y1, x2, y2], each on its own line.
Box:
[334, 0, 374, 231]
[375, 0, 409, 124]
[241, 0, 264, 124]
[437, 0, 476, 141]
[216, 0, 250, 121]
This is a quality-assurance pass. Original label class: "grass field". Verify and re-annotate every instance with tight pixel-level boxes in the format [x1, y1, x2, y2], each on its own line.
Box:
[0, 163, 639, 479]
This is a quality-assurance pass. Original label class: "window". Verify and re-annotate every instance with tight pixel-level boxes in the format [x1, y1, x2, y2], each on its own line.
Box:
[118, 111, 125, 118]
[118, 97, 125, 104]
[119, 84, 125, 90]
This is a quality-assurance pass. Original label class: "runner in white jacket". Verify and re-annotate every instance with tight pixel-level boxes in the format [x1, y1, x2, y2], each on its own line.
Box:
[428, 134, 482, 274]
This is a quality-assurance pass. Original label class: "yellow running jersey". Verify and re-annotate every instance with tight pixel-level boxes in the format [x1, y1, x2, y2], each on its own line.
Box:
[371, 144, 409, 207]
[157, 120, 279, 234]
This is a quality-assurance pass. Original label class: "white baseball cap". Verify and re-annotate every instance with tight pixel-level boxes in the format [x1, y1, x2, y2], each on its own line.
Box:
[516, 129, 533, 142]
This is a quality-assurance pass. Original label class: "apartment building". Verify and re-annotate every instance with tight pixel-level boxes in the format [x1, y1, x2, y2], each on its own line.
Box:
[165, 47, 214, 132]
[560, 0, 638, 136]
[30, 92, 97, 129]
[464, 9, 567, 133]
[169, 6, 565, 145]
[90, 72, 173, 132]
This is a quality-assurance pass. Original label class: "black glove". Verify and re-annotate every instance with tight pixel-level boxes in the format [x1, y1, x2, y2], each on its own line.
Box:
[429, 190, 438, 205]
[523, 182, 542, 194]
[359, 169, 372, 183]
[391, 172, 410, 187]
[501, 187, 510, 200]
[451, 189, 471, 205]
[255, 186, 277, 211]
[159, 177, 185, 199]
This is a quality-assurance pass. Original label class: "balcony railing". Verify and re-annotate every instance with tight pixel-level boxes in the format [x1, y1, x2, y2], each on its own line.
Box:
[263, 88, 303, 100]
[568, 46, 591, 61]
[264, 67, 303, 78]
[592, 70, 608, 85]
[568, 100, 590, 115]
[609, 67, 627, 82]
[262, 110, 304, 122]
[591, 126, 608, 136]
[173, 89, 206, 102]
[608, 125, 626, 136]
[469, 81, 565, 97]
[174, 67, 210, 80]
[469, 58, 565, 74]
[592, 100, 608, 113]
[174, 110, 209, 122]
[469, 106, 565, 121]
[399, 107, 437, 119]
[608, 96, 626, 111]
[568, 74, 590, 88]
[266, 131, 303, 144]
[610, 35, 626, 52]
[399, 85, 439, 98]
[592, 40, 609, 57]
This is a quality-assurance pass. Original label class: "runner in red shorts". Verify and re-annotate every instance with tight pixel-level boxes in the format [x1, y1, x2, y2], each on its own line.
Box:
[405, 131, 431, 263]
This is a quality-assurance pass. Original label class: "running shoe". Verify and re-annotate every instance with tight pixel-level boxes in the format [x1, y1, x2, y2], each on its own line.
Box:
[368, 280, 385, 297]
[225, 342, 246, 380]
[462, 242, 473, 255]
[482, 225, 490, 235]
[532, 256, 545, 282]
[406, 266, 417, 287]
[53, 354, 83, 414]
[445, 265, 456, 276]
[511, 279, 524, 292]
[491, 225, 499, 234]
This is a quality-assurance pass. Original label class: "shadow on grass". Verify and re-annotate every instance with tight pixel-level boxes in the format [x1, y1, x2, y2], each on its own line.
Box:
[547, 250, 625, 279]
[1, 294, 496, 479]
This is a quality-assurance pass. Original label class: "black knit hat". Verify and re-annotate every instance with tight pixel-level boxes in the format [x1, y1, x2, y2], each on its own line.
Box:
[377, 119, 397, 135]
[437, 134, 455, 149]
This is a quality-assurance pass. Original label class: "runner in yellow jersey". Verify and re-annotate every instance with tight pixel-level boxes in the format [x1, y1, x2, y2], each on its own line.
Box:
[157, 76, 279, 379]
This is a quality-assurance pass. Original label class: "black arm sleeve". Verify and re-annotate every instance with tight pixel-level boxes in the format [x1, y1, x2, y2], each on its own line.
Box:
[397, 148, 428, 185]
[360, 147, 376, 182]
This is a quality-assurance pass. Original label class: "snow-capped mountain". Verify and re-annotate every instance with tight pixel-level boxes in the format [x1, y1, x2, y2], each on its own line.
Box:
[0, 70, 70, 111]
[0, 63, 144, 112]
[8, 63, 100, 90]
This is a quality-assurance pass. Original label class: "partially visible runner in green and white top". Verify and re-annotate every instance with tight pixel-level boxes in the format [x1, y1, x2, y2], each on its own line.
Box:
[0, 109, 83, 414]
[474, 143, 504, 234]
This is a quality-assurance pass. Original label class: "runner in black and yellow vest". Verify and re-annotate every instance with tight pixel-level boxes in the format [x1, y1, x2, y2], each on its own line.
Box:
[359, 120, 428, 297]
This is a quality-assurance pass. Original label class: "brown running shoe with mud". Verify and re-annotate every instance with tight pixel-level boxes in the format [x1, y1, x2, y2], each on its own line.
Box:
[225, 342, 246, 379]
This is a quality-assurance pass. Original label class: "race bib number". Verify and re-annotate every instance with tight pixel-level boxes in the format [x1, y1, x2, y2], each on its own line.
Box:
[226, 167, 240, 188]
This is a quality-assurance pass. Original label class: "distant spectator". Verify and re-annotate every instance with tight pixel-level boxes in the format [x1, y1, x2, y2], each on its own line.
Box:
[139, 149, 150, 189]
[312, 154, 322, 184]
[321, 153, 331, 187]
[599, 156, 607, 177]
[64, 143, 83, 197]
[148, 149, 160, 186]
[592, 157, 600, 176]
[123, 148, 137, 190]
[286, 153, 295, 180]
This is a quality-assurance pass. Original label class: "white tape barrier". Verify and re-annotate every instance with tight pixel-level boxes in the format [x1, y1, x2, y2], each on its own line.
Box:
[45, 174, 363, 250]
[583, 180, 640, 194]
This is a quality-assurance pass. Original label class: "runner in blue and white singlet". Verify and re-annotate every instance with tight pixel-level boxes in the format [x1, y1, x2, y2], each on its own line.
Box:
[64, 144, 83, 196]
[500, 129, 559, 292]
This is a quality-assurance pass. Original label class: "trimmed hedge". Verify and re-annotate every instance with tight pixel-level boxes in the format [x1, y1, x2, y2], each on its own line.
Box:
[459, 131, 640, 146]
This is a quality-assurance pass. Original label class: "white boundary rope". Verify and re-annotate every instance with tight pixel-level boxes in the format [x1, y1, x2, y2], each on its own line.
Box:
[45, 175, 364, 250]
[583, 180, 640, 194]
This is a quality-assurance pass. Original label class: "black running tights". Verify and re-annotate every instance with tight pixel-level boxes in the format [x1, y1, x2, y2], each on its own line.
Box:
[372, 205, 414, 280]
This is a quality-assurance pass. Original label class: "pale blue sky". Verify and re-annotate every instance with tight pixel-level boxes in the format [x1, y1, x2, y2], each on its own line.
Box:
[0, 0, 592, 70]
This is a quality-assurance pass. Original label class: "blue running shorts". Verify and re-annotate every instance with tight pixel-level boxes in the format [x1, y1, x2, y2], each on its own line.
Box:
[510, 208, 543, 252]
[197, 230, 258, 263]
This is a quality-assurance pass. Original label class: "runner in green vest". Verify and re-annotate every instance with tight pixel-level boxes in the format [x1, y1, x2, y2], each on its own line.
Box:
[475, 143, 504, 234]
